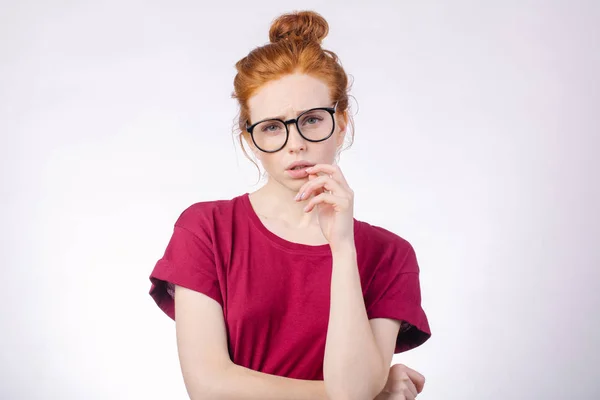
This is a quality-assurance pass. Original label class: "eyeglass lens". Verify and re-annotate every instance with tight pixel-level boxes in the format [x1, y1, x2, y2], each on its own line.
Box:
[252, 109, 333, 152]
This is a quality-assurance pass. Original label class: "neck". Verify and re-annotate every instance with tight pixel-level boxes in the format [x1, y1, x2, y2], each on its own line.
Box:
[250, 178, 318, 229]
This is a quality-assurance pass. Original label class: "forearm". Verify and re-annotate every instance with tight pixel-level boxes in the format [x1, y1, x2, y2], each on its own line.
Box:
[323, 244, 386, 400]
[193, 362, 329, 400]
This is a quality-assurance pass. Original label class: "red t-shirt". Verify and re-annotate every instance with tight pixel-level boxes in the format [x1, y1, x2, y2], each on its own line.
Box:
[149, 193, 430, 380]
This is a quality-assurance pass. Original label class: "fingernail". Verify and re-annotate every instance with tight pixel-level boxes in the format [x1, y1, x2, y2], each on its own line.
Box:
[299, 192, 305, 200]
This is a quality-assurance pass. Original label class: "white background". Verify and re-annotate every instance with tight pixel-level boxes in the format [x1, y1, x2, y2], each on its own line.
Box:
[2, 0, 599, 399]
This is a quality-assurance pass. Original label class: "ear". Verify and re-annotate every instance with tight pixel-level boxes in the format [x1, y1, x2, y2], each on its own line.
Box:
[336, 129, 346, 148]
[250, 143, 261, 159]
[335, 112, 348, 147]
[242, 133, 259, 155]
[242, 133, 263, 165]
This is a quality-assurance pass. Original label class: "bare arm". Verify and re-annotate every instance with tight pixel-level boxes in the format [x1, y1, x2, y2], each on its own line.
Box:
[323, 245, 399, 400]
[174, 285, 329, 400]
[215, 363, 328, 400]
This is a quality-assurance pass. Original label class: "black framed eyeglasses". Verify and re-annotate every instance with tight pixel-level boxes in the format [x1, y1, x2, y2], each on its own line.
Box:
[245, 103, 338, 153]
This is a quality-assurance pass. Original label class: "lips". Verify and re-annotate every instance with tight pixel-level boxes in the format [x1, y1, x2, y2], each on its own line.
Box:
[286, 161, 315, 171]
[285, 161, 315, 179]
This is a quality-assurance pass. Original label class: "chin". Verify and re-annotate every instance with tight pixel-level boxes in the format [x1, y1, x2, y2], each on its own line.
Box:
[273, 174, 306, 191]
[285, 177, 308, 190]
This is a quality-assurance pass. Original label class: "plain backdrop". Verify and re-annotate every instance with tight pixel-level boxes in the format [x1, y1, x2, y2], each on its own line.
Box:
[1, 0, 599, 399]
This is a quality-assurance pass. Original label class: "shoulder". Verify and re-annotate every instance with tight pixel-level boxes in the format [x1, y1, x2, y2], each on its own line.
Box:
[174, 194, 245, 232]
[355, 219, 412, 250]
[355, 219, 419, 272]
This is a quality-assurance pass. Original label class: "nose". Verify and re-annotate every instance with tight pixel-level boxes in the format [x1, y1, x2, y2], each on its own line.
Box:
[285, 123, 306, 153]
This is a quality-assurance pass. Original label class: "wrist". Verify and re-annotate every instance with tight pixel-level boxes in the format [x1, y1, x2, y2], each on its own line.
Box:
[330, 240, 356, 258]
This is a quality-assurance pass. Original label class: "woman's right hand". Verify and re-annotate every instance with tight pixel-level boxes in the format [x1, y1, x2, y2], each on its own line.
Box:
[374, 363, 426, 399]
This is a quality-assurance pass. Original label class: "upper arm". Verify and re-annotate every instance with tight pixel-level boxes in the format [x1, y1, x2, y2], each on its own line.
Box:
[175, 284, 232, 398]
[370, 318, 402, 371]
[364, 239, 431, 354]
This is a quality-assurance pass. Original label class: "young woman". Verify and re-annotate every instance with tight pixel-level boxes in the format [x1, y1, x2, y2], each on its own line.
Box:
[149, 10, 431, 400]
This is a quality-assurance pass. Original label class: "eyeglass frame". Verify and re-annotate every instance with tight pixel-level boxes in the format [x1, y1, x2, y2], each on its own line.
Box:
[245, 102, 338, 153]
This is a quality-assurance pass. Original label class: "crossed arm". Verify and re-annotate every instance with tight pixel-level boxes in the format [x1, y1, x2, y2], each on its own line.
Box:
[174, 253, 401, 400]
[322, 245, 401, 400]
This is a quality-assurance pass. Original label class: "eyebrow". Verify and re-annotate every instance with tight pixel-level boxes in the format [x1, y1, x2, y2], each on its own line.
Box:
[258, 106, 322, 122]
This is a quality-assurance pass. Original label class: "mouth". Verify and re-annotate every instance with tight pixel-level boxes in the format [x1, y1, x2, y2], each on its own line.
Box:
[287, 162, 315, 171]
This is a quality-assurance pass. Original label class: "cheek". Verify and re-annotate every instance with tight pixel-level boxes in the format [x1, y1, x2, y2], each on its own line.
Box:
[256, 153, 281, 171]
[325, 138, 341, 155]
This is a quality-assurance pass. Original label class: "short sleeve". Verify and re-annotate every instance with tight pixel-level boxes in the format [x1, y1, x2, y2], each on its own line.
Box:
[365, 242, 431, 353]
[149, 221, 223, 320]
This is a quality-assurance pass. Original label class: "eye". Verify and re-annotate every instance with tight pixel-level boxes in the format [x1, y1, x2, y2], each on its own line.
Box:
[301, 115, 324, 126]
[261, 123, 283, 133]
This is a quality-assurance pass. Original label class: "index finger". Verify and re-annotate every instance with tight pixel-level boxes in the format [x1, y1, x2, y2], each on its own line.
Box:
[305, 164, 348, 186]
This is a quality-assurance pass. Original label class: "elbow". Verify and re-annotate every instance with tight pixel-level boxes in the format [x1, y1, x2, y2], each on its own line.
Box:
[186, 380, 225, 400]
[325, 381, 384, 400]
[185, 379, 219, 400]
[184, 363, 232, 400]
[324, 376, 356, 400]
[326, 390, 379, 400]
[325, 366, 387, 400]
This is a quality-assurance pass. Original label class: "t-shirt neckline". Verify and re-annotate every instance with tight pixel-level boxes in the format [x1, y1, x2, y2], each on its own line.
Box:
[240, 192, 337, 255]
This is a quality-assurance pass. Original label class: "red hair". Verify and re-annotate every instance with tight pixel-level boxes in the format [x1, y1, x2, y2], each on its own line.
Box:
[232, 11, 354, 167]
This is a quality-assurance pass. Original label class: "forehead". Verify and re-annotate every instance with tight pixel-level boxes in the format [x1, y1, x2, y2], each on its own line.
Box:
[248, 73, 331, 122]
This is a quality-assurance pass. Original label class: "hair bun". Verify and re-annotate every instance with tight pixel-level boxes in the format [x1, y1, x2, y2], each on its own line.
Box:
[269, 11, 329, 45]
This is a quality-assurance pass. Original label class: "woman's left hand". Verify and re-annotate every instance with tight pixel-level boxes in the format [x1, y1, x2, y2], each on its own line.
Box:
[377, 363, 425, 399]
[294, 164, 355, 251]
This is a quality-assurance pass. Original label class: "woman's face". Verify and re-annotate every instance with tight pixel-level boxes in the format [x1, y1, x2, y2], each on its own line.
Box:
[247, 73, 347, 191]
